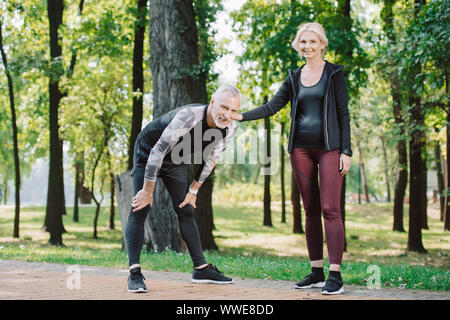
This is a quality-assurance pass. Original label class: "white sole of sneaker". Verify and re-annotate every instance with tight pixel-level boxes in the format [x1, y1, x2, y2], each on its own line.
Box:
[321, 287, 344, 295]
[128, 288, 147, 293]
[294, 281, 326, 289]
[191, 279, 234, 285]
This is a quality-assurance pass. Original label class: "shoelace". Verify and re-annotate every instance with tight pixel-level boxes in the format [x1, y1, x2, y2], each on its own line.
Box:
[209, 264, 223, 274]
[131, 272, 145, 281]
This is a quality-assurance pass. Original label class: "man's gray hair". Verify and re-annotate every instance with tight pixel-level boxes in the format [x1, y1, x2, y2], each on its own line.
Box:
[213, 84, 242, 100]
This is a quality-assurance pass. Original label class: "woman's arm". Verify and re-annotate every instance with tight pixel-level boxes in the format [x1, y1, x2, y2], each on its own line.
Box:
[238, 75, 291, 122]
[334, 69, 352, 157]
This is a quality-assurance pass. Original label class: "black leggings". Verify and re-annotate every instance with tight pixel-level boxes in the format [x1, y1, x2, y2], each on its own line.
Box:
[125, 140, 207, 268]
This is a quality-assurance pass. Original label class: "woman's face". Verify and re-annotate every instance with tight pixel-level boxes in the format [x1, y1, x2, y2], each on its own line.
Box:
[298, 31, 325, 60]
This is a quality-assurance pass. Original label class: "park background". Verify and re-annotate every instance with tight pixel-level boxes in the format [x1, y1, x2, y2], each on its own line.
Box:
[0, 0, 448, 292]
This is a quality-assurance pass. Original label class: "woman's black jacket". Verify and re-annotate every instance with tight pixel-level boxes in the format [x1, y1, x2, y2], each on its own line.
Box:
[240, 60, 352, 157]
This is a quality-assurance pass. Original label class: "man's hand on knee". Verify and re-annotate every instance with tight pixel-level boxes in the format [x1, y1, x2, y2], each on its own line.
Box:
[132, 180, 155, 212]
[179, 192, 197, 209]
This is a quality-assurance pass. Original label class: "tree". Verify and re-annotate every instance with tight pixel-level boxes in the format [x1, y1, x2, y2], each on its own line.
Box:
[148, 0, 215, 251]
[127, 0, 148, 171]
[380, 0, 408, 231]
[404, 0, 427, 253]
[192, 0, 223, 250]
[61, 51, 130, 238]
[65, 0, 85, 223]
[44, 0, 66, 246]
[0, 17, 21, 238]
[404, 0, 449, 230]
[263, 100, 272, 227]
[356, 140, 370, 203]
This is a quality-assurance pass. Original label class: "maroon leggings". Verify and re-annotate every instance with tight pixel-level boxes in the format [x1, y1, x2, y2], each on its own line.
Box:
[290, 148, 345, 265]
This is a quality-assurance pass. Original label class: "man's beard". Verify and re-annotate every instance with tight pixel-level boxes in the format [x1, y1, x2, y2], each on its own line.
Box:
[212, 108, 228, 129]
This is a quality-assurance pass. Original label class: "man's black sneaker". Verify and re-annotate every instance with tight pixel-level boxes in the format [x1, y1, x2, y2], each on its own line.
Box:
[321, 271, 344, 295]
[191, 264, 233, 284]
[127, 267, 147, 293]
[294, 268, 325, 289]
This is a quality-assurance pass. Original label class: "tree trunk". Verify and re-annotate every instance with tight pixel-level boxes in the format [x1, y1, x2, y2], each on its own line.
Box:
[44, 0, 65, 246]
[407, 0, 427, 252]
[108, 150, 115, 230]
[280, 121, 286, 223]
[128, 0, 147, 171]
[392, 96, 407, 232]
[67, 0, 85, 222]
[444, 109, 450, 230]
[440, 156, 446, 221]
[149, 0, 207, 116]
[263, 115, 272, 227]
[2, 178, 7, 205]
[291, 171, 304, 234]
[93, 201, 100, 239]
[434, 133, 445, 221]
[434, 131, 445, 220]
[382, 0, 408, 231]
[357, 141, 370, 203]
[148, 0, 210, 251]
[380, 135, 391, 202]
[443, 67, 450, 231]
[358, 163, 361, 204]
[73, 158, 81, 222]
[0, 18, 20, 238]
[59, 0, 84, 216]
[408, 95, 427, 252]
[421, 145, 428, 230]
[78, 151, 92, 204]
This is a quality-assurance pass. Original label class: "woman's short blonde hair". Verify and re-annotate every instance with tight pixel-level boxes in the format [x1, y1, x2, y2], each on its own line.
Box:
[291, 22, 328, 56]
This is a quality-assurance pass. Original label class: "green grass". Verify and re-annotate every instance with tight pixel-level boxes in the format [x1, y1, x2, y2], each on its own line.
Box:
[0, 201, 449, 291]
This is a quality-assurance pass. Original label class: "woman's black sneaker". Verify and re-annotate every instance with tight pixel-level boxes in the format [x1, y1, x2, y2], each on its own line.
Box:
[127, 267, 147, 293]
[191, 264, 233, 284]
[294, 268, 325, 289]
[321, 271, 344, 295]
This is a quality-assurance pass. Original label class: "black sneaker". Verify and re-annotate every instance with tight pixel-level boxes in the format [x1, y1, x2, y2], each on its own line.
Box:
[127, 267, 147, 293]
[321, 271, 344, 295]
[294, 268, 325, 289]
[191, 264, 233, 284]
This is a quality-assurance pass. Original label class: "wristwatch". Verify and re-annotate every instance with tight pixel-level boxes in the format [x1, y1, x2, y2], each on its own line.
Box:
[188, 186, 198, 195]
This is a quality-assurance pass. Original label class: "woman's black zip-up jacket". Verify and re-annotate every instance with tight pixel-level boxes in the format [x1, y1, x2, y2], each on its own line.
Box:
[240, 60, 353, 157]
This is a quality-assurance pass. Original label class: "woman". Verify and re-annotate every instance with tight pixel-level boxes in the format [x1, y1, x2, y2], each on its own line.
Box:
[236, 22, 352, 295]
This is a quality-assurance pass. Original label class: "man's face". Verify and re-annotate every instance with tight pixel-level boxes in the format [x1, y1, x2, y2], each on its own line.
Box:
[211, 93, 240, 129]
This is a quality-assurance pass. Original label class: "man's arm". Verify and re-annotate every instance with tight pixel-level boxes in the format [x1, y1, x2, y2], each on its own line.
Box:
[132, 179, 156, 212]
[144, 107, 203, 182]
[179, 123, 237, 209]
[132, 106, 203, 212]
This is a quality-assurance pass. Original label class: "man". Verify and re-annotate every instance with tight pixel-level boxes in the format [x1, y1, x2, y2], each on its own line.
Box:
[126, 85, 241, 293]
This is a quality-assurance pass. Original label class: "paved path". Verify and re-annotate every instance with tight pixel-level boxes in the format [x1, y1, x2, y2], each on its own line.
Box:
[0, 259, 448, 300]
